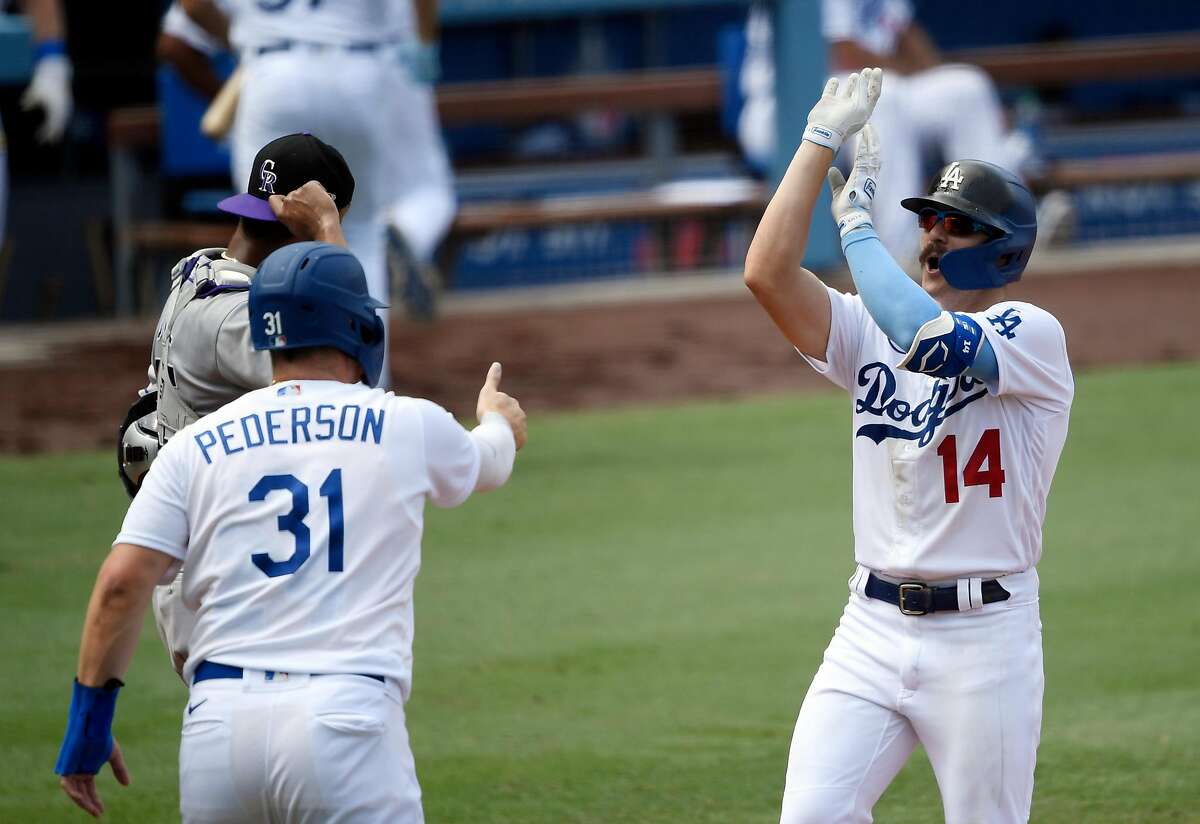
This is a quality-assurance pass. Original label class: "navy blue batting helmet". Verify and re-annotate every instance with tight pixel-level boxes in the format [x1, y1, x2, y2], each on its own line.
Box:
[249, 242, 388, 387]
[901, 159, 1037, 290]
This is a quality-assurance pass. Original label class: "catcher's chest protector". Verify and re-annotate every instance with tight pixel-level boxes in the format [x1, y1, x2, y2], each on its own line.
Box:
[153, 252, 254, 444]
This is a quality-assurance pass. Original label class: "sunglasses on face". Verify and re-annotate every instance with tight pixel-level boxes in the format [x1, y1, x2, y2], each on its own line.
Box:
[917, 208, 995, 238]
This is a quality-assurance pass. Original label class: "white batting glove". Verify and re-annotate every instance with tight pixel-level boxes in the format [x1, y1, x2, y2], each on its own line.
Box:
[827, 123, 881, 239]
[803, 67, 882, 154]
[21, 54, 73, 144]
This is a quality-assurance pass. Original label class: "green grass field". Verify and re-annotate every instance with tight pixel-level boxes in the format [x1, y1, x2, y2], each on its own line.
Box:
[2, 362, 1198, 823]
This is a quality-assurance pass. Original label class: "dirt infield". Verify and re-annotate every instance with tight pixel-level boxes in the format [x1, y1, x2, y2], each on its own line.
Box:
[1, 265, 1196, 455]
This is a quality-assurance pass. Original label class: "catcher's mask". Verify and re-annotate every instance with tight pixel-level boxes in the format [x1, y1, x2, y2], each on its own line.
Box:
[249, 242, 388, 387]
[117, 391, 159, 498]
[901, 159, 1037, 290]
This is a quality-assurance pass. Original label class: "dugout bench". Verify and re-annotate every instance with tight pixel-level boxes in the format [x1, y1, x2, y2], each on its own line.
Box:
[107, 29, 1200, 314]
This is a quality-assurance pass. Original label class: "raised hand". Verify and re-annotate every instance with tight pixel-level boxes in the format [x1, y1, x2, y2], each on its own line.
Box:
[803, 67, 883, 154]
[269, 180, 347, 246]
[476, 362, 527, 450]
[827, 123, 882, 238]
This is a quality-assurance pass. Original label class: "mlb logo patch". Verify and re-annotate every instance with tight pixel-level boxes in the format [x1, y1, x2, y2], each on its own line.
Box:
[273, 335, 287, 347]
[276, 383, 302, 397]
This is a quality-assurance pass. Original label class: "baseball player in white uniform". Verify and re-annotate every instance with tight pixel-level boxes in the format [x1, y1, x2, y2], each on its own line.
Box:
[181, 0, 455, 331]
[157, 1, 229, 102]
[118, 132, 356, 679]
[745, 69, 1072, 823]
[739, 0, 1025, 266]
[58, 240, 526, 822]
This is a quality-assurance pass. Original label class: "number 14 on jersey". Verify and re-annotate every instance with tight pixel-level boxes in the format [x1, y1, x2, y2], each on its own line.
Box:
[936, 428, 1005, 503]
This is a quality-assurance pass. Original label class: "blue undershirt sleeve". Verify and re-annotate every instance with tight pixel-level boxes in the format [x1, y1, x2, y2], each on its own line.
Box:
[969, 334, 998, 382]
[841, 227, 997, 382]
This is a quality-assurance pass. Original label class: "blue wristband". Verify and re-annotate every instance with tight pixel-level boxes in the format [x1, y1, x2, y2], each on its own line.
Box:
[33, 39, 67, 62]
[54, 679, 121, 776]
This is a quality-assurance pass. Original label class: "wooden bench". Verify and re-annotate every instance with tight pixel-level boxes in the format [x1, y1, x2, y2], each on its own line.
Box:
[945, 32, 1200, 87]
[108, 67, 730, 313]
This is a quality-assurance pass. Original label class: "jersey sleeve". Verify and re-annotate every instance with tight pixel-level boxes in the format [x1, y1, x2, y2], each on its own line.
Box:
[798, 286, 872, 391]
[161, 2, 223, 55]
[971, 301, 1073, 412]
[214, 298, 274, 391]
[415, 399, 482, 509]
[113, 433, 193, 561]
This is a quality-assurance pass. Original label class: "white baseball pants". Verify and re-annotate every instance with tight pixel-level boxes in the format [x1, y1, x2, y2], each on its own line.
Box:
[232, 45, 458, 385]
[779, 566, 1043, 824]
[180, 669, 422, 823]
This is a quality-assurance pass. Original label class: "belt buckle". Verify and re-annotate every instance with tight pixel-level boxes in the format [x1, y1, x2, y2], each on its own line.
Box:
[898, 582, 931, 616]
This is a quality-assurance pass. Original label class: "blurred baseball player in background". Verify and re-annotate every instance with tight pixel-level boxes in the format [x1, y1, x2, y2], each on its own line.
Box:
[118, 131, 355, 680]
[156, 1, 229, 102]
[178, 0, 456, 346]
[57, 241, 526, 822]
[739, 0, 1030, 265]
[1, 0, 72, 248]
[745, 68, 1072, 822]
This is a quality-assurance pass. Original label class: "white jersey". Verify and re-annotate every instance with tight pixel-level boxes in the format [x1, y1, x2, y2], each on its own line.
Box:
[225, 0, 412, 51]
[822, 0, 913, 57]
[803, 288, 1073, 581]
[116, 379, 485, 696]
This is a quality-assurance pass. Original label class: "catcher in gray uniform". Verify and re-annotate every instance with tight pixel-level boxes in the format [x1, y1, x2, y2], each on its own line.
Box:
[117, 132, 357, 678]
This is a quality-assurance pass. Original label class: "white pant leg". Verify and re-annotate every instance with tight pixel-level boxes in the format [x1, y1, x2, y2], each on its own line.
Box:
[908, 65, 1014, 171]
[855, 75, 923, 267]
[233, 50, 405, 388]
[378, 78, 456, 264]
[153, 570, 198, 681]
[905, 602, 1044, 824]
[180, 672, 422, 824]
[780, 594, 919, 824]
[341, 214, 391, 388]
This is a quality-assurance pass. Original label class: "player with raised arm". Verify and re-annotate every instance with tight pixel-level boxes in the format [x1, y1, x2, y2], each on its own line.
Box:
[744, 69, 1072, 823]
[56, 241, 526, 822]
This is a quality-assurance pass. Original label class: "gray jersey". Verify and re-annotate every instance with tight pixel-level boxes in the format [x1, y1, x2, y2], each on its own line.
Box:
[149, 248, 271, 443]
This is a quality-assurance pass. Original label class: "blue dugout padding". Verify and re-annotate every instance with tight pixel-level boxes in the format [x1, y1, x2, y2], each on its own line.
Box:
[0, 15, 32, 84]
[439, 0, 839, 275]
[156, 54, 236, 180]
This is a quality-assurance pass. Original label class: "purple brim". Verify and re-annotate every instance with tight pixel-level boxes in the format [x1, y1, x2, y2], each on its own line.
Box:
[217, 193, 278, 222]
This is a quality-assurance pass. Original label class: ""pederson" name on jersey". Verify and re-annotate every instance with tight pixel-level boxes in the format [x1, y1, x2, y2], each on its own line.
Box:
[193, 404, 385, 464]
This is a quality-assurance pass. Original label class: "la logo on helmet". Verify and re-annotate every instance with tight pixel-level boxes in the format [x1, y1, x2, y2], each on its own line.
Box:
[939, 162, 965, 191]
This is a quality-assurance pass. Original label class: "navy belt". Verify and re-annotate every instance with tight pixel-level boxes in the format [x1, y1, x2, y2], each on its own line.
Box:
[193, 660, 384, 685]
[256, 40, 386, 56]
[865, 573, 1010, 616]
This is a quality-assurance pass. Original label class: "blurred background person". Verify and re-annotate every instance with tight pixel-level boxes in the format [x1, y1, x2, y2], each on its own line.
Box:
[177, 0, 456, 381]
[739, 0, 1033, 266]
[156, 1, 228, 103]
[2, 0, 71, 250]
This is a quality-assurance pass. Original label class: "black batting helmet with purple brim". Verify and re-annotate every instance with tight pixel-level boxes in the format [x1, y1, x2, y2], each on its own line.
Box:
[218, 133, 355, 222]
